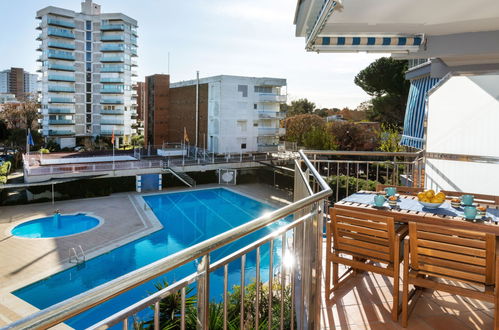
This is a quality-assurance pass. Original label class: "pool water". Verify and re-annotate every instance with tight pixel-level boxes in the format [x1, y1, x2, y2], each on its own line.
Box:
[13, 188, 289, 329]
[11, 213, 100, 238]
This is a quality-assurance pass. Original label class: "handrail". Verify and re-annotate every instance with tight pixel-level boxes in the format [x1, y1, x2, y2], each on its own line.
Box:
[5, 150, 331, 329]
[303, 150, 422, 158]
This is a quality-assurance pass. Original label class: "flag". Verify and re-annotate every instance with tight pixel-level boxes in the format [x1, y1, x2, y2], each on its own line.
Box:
[111, 129, 115, 145]
[27, 129, 35, 146]
[183, 127, 190, 143]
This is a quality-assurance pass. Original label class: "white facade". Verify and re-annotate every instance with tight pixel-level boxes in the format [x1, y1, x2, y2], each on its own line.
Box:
[171, 75, 287, 153]
[36, 0, 138, 148]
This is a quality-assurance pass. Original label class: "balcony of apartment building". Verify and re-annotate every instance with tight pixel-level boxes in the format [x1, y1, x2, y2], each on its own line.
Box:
[131, 47, 138, 57]
[46, 50, 75, 61]
[100, 77, 124, 83]
[48, 118, 75, 125]
[48, 129, 74, 136]
[101, 55, 125, 63]
[257, 127, 286, 136]
[257, 93, 287, 103]
[47, 27, 75, 39]
[101, 109, 125, 115]
[257, 110, 285, 119]
[101, 85, 125, 94]
[46, 18, 75, 29]
[100, 44, 125, 52]
[47, 107, 75, 114]
[101, 34, 125, 42]
[48, 74, 75, 82]
[47, 63, 75, 72]
[101, 98, 124, 105]
[48, 96, 75, 104]
[47, 40, 75, 51]
[101, 24, 126, 31]
[48, 85, 75, 93]
[101, 119, 124, 126]
[101, 65, 125, 73]
[100, 129, 124, 136]
[131, 36, 138, 46]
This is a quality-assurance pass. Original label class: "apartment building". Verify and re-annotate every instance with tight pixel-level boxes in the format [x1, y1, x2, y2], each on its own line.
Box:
[36, 0, 138, 148]
[169, 75, 287, 153]
[0, 67, 38, 99]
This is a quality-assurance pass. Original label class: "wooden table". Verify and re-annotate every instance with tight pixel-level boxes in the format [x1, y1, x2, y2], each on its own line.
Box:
[334, 191, 499, 235]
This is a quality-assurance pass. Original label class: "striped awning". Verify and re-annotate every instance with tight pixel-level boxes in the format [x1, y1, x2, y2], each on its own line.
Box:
[312, 35, 423, 53]
[400, 76, 441, 149]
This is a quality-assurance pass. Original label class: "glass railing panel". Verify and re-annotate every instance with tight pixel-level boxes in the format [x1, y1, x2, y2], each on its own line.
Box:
[47, 27, 75, 39]
[47, 18, 75, 29]
[48, 86, 75, 93]
[47, 41, 75, 50]
[48, 75, 75, 82]
[48, 63, 75, 71]
[101, 35, 125, 41]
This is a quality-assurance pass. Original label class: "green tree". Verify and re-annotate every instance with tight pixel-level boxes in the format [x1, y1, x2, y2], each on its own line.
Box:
[354, 57, 409, 127]
[283, 114, 324, 146]
[327, 121, 380, 151]
[0, 97, 41, 130]
[303, 126, 335, 150]
[378, 124, 407, 152]
[286, 98, 316, 117]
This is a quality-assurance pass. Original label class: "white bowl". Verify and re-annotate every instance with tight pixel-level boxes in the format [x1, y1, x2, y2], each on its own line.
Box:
[419, 201, 444, 209]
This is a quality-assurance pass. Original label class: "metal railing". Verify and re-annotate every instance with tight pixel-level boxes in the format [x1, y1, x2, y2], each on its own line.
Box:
[6, 151, 331, 329]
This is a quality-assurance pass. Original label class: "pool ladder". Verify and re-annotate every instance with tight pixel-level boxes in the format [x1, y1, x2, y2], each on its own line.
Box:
[69, 245, 85, 264]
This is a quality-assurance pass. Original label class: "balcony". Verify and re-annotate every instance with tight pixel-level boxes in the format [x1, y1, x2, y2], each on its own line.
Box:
[101, 56, 125, 63]
[258, 127, 285, 136]
[47, 50, 75, 61]
[47, 18, 75, 29]
[47, 41, 75, 50]
[47, 27, 75, 39]
[100, 77, 124, 83]
[101, 65, 125, 73]
[258, 93, 287, 103]
[131, 59, 138, 67]
[101, 109, 124, 115]
[101, 120, 124, 125]
[101, 99, 124, 104]
[101, 130, 124, 136]
[100, 44, 125, 52]
[48, 119, 75, 125]
[48, 97, 75, 103]
[101, 86, 124, 94]
[130, 111, 138, 118]
[48, 63, 75, 71]
[48, 129, 74, 136]
[48, 85, 75, 93]
[48, 75, 75, 82]
[257, 110, 286, 119]
[48, 108, 75, 114]
[131, 36, 138, 45]
[257, 144, 279, 152]
[101, 24, 125, 31]
[101, 34, 125, 42]
[131, 48, 138, 56]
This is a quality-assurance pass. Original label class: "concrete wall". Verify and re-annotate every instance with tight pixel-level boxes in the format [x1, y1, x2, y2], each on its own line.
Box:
[425, 74, 499, 195]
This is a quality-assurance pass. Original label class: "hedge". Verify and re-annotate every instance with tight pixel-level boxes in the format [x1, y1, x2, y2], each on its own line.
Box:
[326, 175, 378, 201]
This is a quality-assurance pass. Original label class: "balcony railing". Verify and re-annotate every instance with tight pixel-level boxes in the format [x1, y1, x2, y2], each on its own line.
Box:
[101, 109, 124, 115]
[48, 63, 75, 71]
[48, 108, 75, 114]
[258, 93, 287, 103]
[48, 97, 75, 103]
[47, 18, 75, 29]
[48, 75, 75, 82]
[47, 41, 75, 50]
[47, 50, 75, 61]
[48, 129, 74, 136]
[258, 127, 286, 135]
[11, 151, 331, 329]
[100, 77, 124, 83]
[47, 27, 75, 39]
[101, 56, 125, 63]
[101, 86, 124, 94]
[101, 120, 124, 125]
[101, 130, 124, 136]
[101, 65, 125, 73]
[258, 110, 286, 119]
[100, 44, 125, 52]
[48, 119, 75, 125]
[101, 99, 124, 104]
[48, 85, 75, 93]
[101, 24, 125, 31]
[101, 34, 125, 42]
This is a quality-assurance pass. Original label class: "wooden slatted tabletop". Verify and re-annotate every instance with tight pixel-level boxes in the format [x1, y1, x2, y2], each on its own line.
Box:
[334, 191, 499, 235]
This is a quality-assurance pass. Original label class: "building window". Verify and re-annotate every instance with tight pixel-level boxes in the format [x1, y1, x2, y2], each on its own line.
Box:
[86, 93, 91, 102]
[86, 52, 91, 61]
[86, 124, 92, 134]
[86, 42, 91, 51]
[86, 20, 92, 30]
[86, 73, 91, 82]
[237, 85, 248, 97]
[86, 62, 92, 72]
[86, 104, 92, 113]
[254, 104, 257, 109]
[86, 83, 91, 92]
[86, 114, 91, 123]
[255, 86, 273, 93]
[241, 143, 246, 149]
[253, 122, 258, 127]
[86, 31, 92, 41]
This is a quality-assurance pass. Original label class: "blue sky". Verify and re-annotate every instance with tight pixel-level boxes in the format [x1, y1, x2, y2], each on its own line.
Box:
[0, 0, 385, 108]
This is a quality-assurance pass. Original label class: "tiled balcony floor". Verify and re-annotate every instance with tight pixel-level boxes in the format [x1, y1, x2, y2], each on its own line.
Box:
[321, 263, 495, 329]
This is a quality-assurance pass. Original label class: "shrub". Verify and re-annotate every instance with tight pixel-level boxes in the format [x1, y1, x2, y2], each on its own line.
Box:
[40, 148, 50, 154]
[326, 175, 378, 201]
[0, 161, 11, 176]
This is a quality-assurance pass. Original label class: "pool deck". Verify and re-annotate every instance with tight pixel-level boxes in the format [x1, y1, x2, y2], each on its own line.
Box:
[0, 183, 292, 326]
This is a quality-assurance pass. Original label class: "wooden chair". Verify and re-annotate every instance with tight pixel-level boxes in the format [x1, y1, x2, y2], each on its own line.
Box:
[326, 207, 408, 321]
[375, 184, 424, 196]
[402, 222, 499, 328]
[441, 190, 499, 206]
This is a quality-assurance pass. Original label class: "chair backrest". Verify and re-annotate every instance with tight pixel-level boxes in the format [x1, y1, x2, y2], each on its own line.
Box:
[331, 208, 396, 263]
[440, 190, 499, 206]
[375, 184, 423, 196]
[408, 222, 496, 285]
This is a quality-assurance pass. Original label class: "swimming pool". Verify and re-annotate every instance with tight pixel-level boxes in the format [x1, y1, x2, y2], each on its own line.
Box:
[11, 213, 100, 238]
[13, 188, 288, 329]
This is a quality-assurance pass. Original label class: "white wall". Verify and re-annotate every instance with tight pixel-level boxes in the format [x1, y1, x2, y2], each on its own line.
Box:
[425, 74, 499, 195]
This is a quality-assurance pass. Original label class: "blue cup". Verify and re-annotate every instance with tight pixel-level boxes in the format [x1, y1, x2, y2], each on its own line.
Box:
[464, 206, 477, 220]
[461, 195, 474, 206]
[384, 187, 397, 197]
[374, 195, 386, 207]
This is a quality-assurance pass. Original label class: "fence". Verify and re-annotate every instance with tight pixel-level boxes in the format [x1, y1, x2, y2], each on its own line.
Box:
[6, 150, 331, 329]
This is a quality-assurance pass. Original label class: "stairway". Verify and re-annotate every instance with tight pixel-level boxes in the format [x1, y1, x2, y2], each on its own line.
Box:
[163, 165, 196, 187]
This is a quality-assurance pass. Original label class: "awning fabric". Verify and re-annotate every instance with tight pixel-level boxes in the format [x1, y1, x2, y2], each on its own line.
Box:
[400, 76, 441, 149]
[313, 35, 423, 52]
